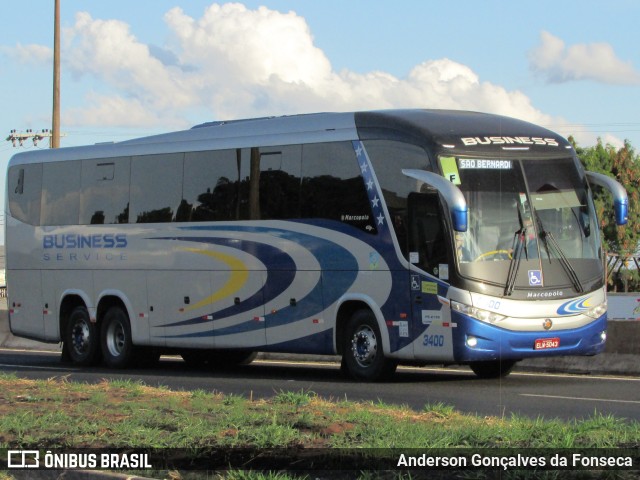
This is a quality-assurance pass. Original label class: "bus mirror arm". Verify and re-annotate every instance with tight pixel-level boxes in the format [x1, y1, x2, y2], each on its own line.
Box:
[401, 169, 468, 232]
[586, 171, 628, 226]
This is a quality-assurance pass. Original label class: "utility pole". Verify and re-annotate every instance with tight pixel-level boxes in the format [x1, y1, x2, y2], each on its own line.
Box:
[5, 2, 65, 150]
[51, 0, 61, 148]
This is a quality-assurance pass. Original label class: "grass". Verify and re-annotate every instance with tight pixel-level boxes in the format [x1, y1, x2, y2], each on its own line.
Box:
[0, 373, 638, 479]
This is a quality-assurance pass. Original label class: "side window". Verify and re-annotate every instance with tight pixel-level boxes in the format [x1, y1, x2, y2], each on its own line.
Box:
[301, 142, 375, 233]
[408, 192, 448, 277]
[363, 140, 432, 256]
[41, 161, 81, 225]
[181, 146, 302, 223]
[8, 164, 43, 226]
[80, 157, 130, 224]
[235, 145, 303, 221]
[130, 153, 183, 223]
[256, 145, 302, 220]
[181, 149, 247, 222]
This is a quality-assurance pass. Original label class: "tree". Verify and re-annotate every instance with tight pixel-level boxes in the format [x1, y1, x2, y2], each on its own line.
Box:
[573, 137, 640, 290]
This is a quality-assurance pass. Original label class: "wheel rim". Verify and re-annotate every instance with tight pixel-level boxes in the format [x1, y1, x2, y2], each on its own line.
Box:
[71, 319, 90, 356]
[350, 325, 378, 368]
[106, 319, 126, 357]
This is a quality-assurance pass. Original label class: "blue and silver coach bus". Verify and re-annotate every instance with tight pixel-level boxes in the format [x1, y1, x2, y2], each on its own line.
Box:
[5, 110, 628, 380]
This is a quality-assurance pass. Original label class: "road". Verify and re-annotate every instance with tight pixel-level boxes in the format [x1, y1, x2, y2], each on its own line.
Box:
[1, 347, 639, 422]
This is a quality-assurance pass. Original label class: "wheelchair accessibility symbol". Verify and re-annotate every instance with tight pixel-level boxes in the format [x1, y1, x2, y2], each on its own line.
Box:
[528, 270, 543, 286]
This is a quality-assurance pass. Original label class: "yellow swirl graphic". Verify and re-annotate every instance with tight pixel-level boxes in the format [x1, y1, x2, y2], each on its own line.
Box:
[182, 248, 249, 311]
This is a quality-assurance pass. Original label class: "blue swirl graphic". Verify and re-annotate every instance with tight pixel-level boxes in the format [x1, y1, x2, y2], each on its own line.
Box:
[557, 297, 592, 315]
[158, 225, 359, 338]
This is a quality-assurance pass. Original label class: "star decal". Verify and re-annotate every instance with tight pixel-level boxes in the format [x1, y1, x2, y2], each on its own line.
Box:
[352, 140, 387, 232]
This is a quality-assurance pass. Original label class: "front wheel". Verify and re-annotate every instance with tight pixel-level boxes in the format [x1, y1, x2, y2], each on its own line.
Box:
[342, 310, 397, 381]
[101, 306, 134, 368]
[469, 360, 517, 379]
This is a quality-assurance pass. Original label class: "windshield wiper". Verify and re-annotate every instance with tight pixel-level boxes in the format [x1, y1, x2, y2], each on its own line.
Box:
[504, 208, 529, 296]
[504, 227, 527, 296]
[534, 208, 584, 293]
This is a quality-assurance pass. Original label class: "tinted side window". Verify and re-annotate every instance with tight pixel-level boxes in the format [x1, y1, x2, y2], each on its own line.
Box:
[8, 164, 43, 226]
[41, 161, 81, 225]
[181, 146, 302, 223]
[408, 192, 448, 277]
[256, 145, 302, 220]
[130, 153, 183, 223]
[363, 141, 432, 255]
[80, 157, 130, 224]
[181, 149, 245, 222]
[301, 142, 375, 233]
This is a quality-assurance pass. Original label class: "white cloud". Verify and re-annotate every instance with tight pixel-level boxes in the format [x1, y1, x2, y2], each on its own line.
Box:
[8, 4, 560, 130]
[601, 133, 625, 150]
[63, 12, 193, 114]
[529, 31, 640, 85]
[0, 43, 52, 64]
[63, 92, 188, 128]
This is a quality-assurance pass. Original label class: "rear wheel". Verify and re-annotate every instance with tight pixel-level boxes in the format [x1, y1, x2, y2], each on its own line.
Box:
[101, 306, 134, 368]
[470, 360, 517, 379]
[342, 310, 397, 381]
[64, 306, 101, 366]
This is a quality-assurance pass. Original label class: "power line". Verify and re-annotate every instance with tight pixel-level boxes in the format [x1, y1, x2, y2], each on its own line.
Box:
[5, 129, 66, 148]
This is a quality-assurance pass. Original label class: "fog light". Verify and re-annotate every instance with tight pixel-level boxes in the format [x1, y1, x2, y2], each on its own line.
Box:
[466, 335, 478, 348]
[600, 331, 607, 343]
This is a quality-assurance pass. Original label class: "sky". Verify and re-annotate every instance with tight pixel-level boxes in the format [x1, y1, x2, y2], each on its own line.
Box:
[1, 0, 639, 241]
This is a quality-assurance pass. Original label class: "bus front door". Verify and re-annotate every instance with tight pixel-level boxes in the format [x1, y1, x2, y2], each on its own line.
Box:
[408, 192, 454, 362]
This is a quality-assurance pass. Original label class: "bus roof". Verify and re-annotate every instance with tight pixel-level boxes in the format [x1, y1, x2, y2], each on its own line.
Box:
[354, 110, 571, 153]
[8, 109, 570, 166]
[8, 111, 358, 165]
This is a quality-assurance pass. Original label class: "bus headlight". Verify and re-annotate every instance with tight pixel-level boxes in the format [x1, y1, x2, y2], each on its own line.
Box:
[466, 335, 478, 348]
[585, 302, 607, 319]
[451, 300, 506, 324]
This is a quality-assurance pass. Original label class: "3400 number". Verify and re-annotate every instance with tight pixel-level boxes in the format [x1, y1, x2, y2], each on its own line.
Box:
[423, 334, 445, 347]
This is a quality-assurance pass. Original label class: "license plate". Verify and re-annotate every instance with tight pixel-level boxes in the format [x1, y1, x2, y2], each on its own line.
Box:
[535, 337, 560, 350]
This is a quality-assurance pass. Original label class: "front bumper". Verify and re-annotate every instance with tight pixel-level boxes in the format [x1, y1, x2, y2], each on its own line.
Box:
[451, 311, 607, 362]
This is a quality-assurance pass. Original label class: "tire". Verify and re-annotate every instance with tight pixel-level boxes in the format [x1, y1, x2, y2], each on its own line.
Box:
[342, 310, 397, 381]
[100, 306, 134, 369]
[64, 306, 101, 366]
[470, 360, 517, 379]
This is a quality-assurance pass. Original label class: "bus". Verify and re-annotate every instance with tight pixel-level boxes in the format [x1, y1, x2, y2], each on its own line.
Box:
[5, 109, 628, 380]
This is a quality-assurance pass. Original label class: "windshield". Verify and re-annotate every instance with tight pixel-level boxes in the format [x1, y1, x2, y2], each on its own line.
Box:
[441, 155, 602, 294]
